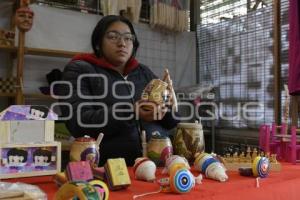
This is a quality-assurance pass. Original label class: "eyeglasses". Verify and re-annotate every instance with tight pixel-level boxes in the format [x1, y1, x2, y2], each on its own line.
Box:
[105, 31, 135, 44]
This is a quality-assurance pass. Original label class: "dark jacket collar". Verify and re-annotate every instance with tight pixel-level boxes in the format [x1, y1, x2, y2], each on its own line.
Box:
[71, 53, 139, 75]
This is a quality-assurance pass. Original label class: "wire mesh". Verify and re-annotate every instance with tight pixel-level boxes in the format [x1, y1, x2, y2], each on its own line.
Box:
[197, 0, 286, 129]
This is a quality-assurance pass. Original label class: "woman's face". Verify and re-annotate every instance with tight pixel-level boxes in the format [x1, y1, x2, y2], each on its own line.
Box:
[101, 21, 134, 67]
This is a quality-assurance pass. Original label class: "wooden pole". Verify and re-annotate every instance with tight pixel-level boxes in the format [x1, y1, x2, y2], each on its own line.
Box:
[273, 0, 281, 124]
[16, 30, 25, 104]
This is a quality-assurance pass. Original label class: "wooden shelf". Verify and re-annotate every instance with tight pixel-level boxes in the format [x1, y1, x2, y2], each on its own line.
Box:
[0, 92, 16, 97]
[0, 45, 17, 53]
[24, 93, 55, 100]
[0, 45, 84, 58]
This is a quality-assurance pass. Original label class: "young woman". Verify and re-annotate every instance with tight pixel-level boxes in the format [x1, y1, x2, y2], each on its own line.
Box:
[59, 15, 179, 166]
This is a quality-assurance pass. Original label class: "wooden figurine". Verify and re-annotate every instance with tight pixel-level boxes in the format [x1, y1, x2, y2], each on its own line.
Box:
[0, 105, 57, 144]
[69, 133, 103, 168]
[15, 6, 34, 32]
[173, 121, 205, 163]
[220, 148, 281, 172]
[147, 132, 173, 166]
[0, 29, 15, 47]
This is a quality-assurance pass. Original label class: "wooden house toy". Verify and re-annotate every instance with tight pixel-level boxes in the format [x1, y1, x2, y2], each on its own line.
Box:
[0, 105, 61, 179]
[0, 105, 57, 144]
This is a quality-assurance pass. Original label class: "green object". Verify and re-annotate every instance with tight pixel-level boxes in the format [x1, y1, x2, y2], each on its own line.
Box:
[55, 122, 71, 139]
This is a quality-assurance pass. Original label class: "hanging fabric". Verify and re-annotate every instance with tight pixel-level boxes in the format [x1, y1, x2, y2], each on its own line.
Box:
[149, 0, 190, 32]
[288, 0, 300, 95]
[101, 0, 142, 24]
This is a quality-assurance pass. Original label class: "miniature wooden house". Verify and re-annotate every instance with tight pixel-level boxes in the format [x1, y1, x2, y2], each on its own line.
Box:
[0, 105, 57, 144]
[0, 105, 61, 179]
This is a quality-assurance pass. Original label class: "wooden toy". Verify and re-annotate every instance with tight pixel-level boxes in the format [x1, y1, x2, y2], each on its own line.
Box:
[0, 105, 57, 144]
[173, 121, 205, 163]
[0, 105, 61, 179]
[69, 133, 103, 167]
[66, 161, 93, 182]
[162, 69, 178, 112]
[239, 156, 270, 178]
[252, 156, 270, 178]
[89, 179, 109, 200]
[147, 133, 173, 166]
[0, 142, 61, 179]
[133, 157, 156, 182]
[141, 79, 169, 110]
[194, 152, 228, 182]
[220, 147, 281, 171]
[133, 162, 201, 199]
[55, 181, 100, 200]
[15, 5, 34, 32]
[162, 154, 190, 174]
[104, 158, 131, 190]
[0, 29, 15, 47]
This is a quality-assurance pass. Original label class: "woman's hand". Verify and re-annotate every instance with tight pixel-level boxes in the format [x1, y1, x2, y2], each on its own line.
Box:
[135, 100, 167, 122]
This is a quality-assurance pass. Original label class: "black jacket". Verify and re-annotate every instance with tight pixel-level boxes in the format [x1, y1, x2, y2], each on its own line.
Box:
[59, 54, 179, 166]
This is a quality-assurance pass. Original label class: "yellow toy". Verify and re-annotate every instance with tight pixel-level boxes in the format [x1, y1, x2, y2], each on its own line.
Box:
[55, 181, 100, 200]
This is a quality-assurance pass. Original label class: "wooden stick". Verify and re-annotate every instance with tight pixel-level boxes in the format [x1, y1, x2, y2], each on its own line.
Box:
[96, 132, 104, 147]
[163, 69, 178, 112]
[141, 130, 147, 157]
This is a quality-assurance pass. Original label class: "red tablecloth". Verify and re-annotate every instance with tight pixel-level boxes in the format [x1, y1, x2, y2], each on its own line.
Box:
[2, 163, 300, 200]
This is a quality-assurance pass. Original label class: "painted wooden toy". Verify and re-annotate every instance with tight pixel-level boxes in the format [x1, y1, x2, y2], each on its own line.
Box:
[158, 163, 201, 194]
[0, 29, 15, 47]
[55, 181, 100, 200]
[15, 6, 34, 32]
[147, 133, 173, 166]
[70, 133, 103, 167]
[141, 79, 169, 110]
[133, 157, 156, 182]
[252, 156, 270, 178]
[0, 105, 61, 179]
[104, 158, 131, 190]
[194, 152, 228, 182]
[162, 154, 190, 174]
[173, 121, 205, 163]
[133, 162, 202, 199]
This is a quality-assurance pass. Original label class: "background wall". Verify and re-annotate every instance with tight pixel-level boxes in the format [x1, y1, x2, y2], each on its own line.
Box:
[0, 4, 196, 108]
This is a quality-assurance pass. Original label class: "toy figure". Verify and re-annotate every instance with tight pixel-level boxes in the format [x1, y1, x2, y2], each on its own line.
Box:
[15, 7, 34, 32]
[33, 148, 52, 168]
[6, 148, 28, 169]
[27, 105, 49, 119]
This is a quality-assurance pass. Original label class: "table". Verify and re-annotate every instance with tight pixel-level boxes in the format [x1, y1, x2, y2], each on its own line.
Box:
[2, 163, 300, 200]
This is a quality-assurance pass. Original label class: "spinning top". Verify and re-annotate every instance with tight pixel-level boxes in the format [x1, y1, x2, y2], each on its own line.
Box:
[252, 156, 270, 178]
[133, 157, 156, 182]
[194, 152, 228, 182]
[162, 155, 190, 174]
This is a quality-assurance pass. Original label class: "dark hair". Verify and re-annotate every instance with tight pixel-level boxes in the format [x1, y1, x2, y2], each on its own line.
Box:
[33, 148, 52, 163]
[91, 15, 139, 58]
[29, 105, 49, 118]
[7, 148, 28, 162]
